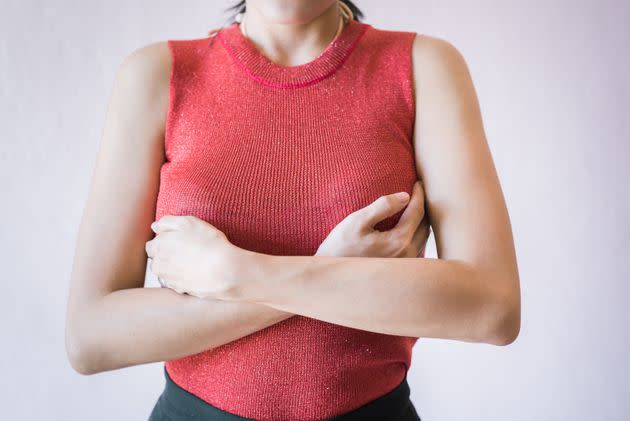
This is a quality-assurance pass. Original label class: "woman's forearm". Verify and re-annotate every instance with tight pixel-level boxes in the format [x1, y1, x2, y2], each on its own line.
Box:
[67, 286, 294, 375]
[228, 253, 520, 346]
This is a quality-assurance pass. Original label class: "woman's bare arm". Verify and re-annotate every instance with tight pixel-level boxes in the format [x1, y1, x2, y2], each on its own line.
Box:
[64, 41, 293, 376]
[220, 35, 521, 346]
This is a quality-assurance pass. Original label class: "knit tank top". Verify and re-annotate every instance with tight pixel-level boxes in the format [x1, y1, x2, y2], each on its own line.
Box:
[156, 18, 421, 421]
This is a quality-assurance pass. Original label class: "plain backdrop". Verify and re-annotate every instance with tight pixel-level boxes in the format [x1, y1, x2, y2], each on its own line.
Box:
[1, 0, 628, 420]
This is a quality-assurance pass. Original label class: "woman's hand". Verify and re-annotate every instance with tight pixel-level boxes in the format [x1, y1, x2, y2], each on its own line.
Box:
[145, 215, 244, 299]
[146, 180, 430, 298]
[316, 180, 431, 258]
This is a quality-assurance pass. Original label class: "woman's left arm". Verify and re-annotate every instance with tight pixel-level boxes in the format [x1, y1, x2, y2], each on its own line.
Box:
[225, 35, 521, 346]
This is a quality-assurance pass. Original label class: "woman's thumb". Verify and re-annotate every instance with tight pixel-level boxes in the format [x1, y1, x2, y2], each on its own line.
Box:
[357, 191, 410, 228]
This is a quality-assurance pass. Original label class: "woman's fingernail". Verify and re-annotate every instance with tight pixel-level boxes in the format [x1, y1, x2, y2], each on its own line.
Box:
[395, 192, 410, 201]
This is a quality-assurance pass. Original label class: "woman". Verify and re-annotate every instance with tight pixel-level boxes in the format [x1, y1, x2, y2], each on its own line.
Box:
[65, 1, 521, 420]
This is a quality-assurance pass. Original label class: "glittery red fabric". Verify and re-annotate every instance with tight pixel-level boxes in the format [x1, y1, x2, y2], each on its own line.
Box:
[156, 19, 421, 421]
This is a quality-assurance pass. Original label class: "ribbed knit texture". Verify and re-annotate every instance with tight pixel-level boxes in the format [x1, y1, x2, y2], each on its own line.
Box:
[156, 19, 421, 421]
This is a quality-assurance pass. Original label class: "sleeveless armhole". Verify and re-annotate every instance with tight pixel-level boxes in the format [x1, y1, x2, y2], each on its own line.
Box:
[403, 32, 418, 137]
[164, 40, 177, 161]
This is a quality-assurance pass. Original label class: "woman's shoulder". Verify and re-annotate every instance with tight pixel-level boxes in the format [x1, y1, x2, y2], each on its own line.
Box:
[360, 22, 416, 49]
[363, 23, 467, 68]
[117, 40, 172, 90]
[408, 33, 477, 113]
[114, 34, 215, 99]
[117, 34, 212, 81]
[363, 21, 467, 69]
[110, 41, 172, 134]
[410, 33, 471, 81]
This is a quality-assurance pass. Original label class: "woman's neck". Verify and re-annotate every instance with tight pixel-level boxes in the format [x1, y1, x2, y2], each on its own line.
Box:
[238, 3, 344, 67]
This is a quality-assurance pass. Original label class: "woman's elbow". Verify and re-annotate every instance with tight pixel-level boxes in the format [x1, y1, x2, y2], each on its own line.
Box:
[486, 283, 521, 346]
[493, 310, 520, 346]
[65, 312, 104, 375]
[66, 334, 92, 375]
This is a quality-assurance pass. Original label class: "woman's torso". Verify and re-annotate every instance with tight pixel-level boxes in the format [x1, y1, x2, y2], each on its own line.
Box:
[155, 19, 421, 421]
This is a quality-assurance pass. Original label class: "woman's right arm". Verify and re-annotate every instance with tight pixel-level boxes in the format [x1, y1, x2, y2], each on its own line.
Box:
[64, 41, 294, 376]
[65, 40, 431, 376]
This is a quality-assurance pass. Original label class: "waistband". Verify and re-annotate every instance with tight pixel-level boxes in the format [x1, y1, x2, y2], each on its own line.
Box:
[157, 365, 413, 420]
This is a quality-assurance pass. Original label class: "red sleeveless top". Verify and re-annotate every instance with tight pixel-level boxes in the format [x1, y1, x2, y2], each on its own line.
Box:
[156, 19, 421, 421]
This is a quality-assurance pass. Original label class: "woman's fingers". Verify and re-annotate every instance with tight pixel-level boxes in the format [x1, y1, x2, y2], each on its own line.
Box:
[151, 215, 191, 233]
[151, 214, 216, 234]
[352, 191, 411, 231]
[391, 180, 425, 239]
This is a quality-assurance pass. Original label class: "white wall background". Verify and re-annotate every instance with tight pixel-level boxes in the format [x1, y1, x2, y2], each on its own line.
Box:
[1, 0, 628, 420]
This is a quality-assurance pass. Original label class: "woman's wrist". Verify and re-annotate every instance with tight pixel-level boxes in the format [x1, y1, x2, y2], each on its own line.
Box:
[224, 246, 274, 303]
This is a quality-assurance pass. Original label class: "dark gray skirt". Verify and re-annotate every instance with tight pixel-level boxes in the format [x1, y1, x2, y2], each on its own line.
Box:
[148, 365, 422, 421]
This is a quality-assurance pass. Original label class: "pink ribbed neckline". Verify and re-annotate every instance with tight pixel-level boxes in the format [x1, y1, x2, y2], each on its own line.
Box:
[216, 19, 370, 89]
